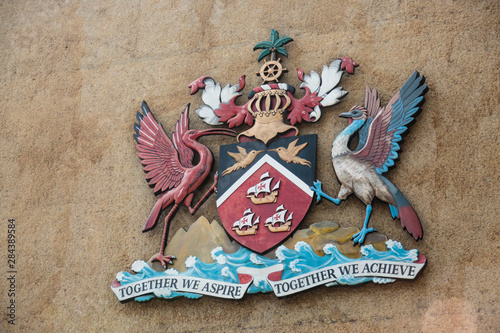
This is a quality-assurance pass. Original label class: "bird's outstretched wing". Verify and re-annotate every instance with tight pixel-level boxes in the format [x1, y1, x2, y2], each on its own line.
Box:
[134, 101, 186, 193]
[287, 138, 308, 156]
[172, 104, 194, 169]
[353, 85, 380, 151]
[353, 71, 427, 174]
[227, 146, 247, 163]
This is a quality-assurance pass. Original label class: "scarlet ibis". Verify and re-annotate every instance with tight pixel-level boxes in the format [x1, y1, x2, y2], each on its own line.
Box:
[134, 102, 236, 267]
[312, 71, 427, 244]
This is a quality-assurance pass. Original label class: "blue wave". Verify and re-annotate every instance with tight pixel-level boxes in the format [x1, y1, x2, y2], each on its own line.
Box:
[115, 240, 419, 301]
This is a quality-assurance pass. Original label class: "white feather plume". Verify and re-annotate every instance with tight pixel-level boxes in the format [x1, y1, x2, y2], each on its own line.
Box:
[298, 59, 349, 121]
[195, 78, 242, 126]
[320, 87, 348, 107]
[220, 83, 240, 104]
[309, 105, 322, 122]
[201, 79, 221, 110]
[318, 59, 343, 97]
[195, 105, 221, 125]
[299, 70, 321, 93]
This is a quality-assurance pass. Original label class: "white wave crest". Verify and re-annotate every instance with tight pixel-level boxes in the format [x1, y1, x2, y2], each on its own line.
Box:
[276, 245, 286, 262]
[386, 239, 419, 261]
[164, 268, 179, 276]
[360, 244, 375, 256]
[290, 259, 302, 273]
[154, 288, 172, 298]
[215, 254, 227, 265]
[408, 250, 419, 262]
[323, 243, 335, 255]
[253, 276, 266, 288]
[294, 241, 308, 252]
[211, 247, 223, 260]
[131, 260, 148, 273]
[221, 266, 229, 277]
[116, 272, 125, 282]
[185, 256, 197, 268]
[250, 253, 264, 265]
[373, 278, 396, 284]
[385, 239, 401, 250]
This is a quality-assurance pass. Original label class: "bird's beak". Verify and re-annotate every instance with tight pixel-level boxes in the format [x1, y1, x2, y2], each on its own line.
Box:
[339, 112, 354, 125]
[339, 112, 353, 118]
[269, 149, 277, 152]
[194, 128, 237, 139]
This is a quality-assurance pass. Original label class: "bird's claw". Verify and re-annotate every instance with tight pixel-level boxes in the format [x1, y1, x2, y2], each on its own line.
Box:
[152, 254, 176, 268]
[311, 180, 324, 202]
[352, 227, 376, 245]
[212, 172, 219, 193]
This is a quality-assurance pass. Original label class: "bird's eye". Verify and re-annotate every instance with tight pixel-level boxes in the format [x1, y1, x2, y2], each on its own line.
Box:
[190, 131, 194, 134]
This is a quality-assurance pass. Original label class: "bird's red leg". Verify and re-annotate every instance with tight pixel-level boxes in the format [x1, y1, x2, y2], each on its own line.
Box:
[151, 203, 179, 268]
[187, 173, 218, 214]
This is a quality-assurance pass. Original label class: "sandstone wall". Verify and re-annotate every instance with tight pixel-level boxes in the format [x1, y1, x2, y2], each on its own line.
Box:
[1, 0, 499, 331]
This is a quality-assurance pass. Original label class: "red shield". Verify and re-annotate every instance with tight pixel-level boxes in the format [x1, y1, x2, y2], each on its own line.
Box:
[217, 136, 316, 253]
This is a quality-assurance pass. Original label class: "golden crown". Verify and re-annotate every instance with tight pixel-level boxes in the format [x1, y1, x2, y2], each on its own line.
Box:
[247, 89, 291, 123]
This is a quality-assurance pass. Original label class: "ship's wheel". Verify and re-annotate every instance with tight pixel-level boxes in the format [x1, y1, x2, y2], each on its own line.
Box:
[258, 59, 287, 83]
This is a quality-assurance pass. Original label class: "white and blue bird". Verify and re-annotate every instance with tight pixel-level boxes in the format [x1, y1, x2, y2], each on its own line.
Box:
[312, 71, 428, 244]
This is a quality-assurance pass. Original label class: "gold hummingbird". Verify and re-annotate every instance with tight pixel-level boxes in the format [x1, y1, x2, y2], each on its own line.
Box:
[270, 139, 311, 167]
[222, 146, 264, 176]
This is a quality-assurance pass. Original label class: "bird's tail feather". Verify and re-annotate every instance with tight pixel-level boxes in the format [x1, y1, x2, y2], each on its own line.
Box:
[380, 176, 423, 240]
[389, 204, 398, 218]
[142, 198, 164, 232]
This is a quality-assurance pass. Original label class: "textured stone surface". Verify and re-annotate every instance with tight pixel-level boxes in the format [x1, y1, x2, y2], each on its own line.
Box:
[1, 0, 499, 332]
